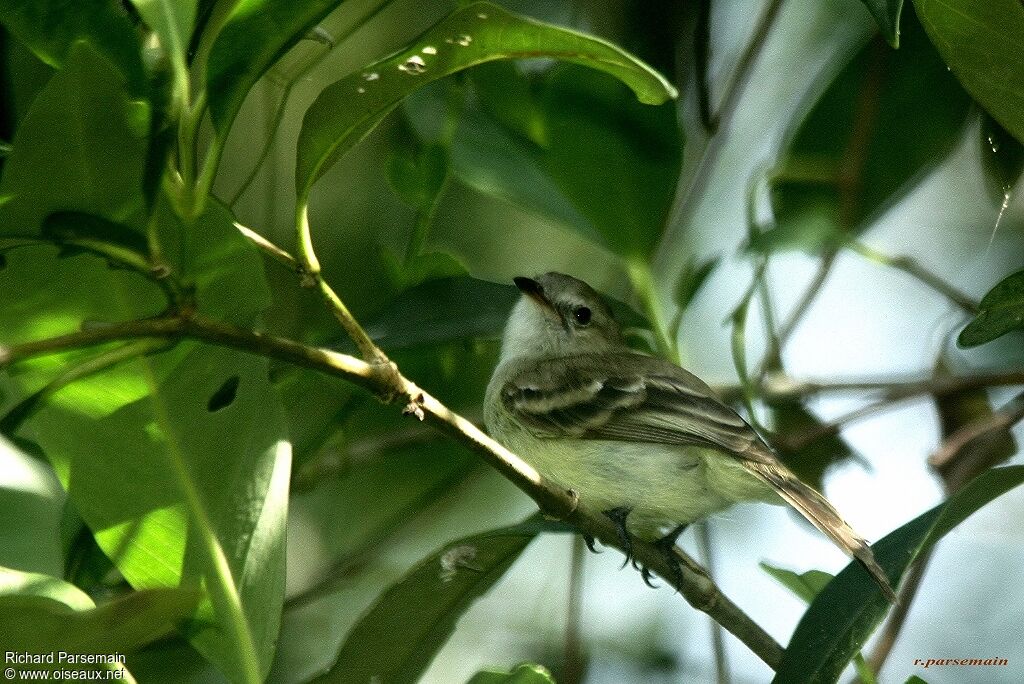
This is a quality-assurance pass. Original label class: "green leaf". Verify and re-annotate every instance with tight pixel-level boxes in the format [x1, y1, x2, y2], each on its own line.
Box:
[362, 276, 519, 351]
[958, 269, 1024, 347]
[295, 1, 676, 204]
[759, 9, 969, 254]
[913, 0, 1024, 144]
[773, 465, 1024, 684]
[980, 113, 1024, 202]
[759, 562, 834, 605]
[128, 0, 197, 87]
[31, 344, 290, 683]
[0, 584, 200, 658]
[858, 0, 904, 47]
[0, 566, 93, 610]
[673, 255, 717, 313]
[904, 676, 928, 684]
[205, 0, 345, 132]
[0, 0, 146, 94]
[534, 63, 682, 258]
[0, 41, 149, 237]
[769, 400, 860, 491]
[467, 663, 556, 684]
[312, 515, 545, 683]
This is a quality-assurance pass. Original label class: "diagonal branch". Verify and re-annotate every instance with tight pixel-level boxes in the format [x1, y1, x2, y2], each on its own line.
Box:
[0, 311, 784, 669]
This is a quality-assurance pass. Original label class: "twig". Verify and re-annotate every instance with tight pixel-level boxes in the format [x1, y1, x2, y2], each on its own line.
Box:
[234, 222, 300, 273]
[864, 549, 932, 679]
[696, 521, 731, 684]
[849, 242, 979, 316]
[563, 536, 587, 684]
[0, 311, 785, 669]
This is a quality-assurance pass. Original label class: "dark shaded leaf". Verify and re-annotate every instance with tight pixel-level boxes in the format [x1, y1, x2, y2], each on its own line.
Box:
[312, 515, 549, 683]
[0, 42, 149, 237]
[206, 0, 345, 132]
[673, 255, 717, 313]
[467, 663, 556, 684]
[0, 0, 146, 94]
[858, 0, 904, 47]
[295, 1, 676, 204]
[758, 9, 970, 254]
[958, 269, 1024, 347]
[913, 0, 1024, 144]
[769, 400, 859, 491]
[773, 465, 1024, 684]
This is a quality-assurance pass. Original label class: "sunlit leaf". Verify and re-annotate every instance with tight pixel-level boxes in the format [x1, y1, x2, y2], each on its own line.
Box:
[773, 465, 1024, 684]
[758, 9, 969, 254]
[467, 663, 557, 684]
[295, 1, 676, 206]
[0, 570, 199, 657]
[913, 0, 1024, 144]
[312, 515, 548, 683]
[958, 269, 1024, 348]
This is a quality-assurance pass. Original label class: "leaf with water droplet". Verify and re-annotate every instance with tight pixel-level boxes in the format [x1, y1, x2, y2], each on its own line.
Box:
[958, 268, 1024, 347]
[295, 1, 676, 201]
[980, 113, 1024, 203]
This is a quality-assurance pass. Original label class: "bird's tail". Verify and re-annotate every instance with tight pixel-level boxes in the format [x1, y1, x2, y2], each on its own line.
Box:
[745, 458, 898, 603]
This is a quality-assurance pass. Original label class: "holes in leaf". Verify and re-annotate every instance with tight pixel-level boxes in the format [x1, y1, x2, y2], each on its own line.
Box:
[207, 376, 240, 412]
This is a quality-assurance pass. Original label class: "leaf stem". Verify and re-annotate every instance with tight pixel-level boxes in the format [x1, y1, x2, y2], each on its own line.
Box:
[849, 241, 979, 315]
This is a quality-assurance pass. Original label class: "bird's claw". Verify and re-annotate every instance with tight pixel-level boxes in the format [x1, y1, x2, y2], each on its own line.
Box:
[582, 534, 601, 554]
[602, 506, 634, 569]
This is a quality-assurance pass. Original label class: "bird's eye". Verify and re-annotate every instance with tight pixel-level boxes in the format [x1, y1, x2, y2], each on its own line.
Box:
[573, 306, 592, 326]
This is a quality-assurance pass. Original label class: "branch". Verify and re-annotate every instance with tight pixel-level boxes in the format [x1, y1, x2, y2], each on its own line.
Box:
[0, 312, 784, 669]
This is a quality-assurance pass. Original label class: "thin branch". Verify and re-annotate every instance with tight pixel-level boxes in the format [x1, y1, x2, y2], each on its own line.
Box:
[234, 222, 300, 273]
[849, 242, 979, 316]
[563, 536, 587, 684]
[0, 311, 784, 669]
[660, 0, 786, 262]
[864, 549, 932, 679]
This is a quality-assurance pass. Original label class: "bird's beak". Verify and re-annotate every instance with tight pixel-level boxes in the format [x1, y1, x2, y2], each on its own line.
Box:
[514, 276, 555, 313]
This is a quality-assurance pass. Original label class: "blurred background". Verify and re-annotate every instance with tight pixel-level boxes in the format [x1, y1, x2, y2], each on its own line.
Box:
[3, 0, 1023, 682]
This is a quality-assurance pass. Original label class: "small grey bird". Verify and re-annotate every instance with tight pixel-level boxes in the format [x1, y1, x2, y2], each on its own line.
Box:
[484, 272, 895, 600]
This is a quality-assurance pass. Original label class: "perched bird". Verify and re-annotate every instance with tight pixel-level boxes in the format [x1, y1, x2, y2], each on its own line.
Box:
[484, 272, 896, 601]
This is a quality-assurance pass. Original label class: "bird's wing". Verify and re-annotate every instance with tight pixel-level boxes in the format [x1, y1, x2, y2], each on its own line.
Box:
[501, 352, 897, 601]
[500, 351, 768, 458]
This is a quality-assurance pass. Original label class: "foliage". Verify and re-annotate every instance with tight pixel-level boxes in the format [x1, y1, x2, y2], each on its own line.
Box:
[0, 0, 1021, 683]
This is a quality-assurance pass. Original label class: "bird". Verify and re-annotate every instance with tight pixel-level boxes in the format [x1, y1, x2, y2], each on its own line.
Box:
[484, 271, 896, 601]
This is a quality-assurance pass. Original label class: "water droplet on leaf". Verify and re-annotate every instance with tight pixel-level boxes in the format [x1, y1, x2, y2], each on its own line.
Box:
[362, 72, 379, 81]
[455, 34, 472, 46]
[398, 55, 427, 74]
[422, 46, 437, 55]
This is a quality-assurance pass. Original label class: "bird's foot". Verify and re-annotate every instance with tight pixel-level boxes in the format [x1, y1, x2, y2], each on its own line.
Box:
[582, 534, 601, 554]
[650, 524, 688, 592]
[601, 506, 635, 569]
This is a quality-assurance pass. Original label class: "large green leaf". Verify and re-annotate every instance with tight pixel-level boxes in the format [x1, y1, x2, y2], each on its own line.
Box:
[913, 0, 1024, 144]
[0, 566, 199, 657]
[205, 0, 345, 132]
[0, 0, 145, 94]
[0, 199, 283, 681]
[958, 269, 1024, 348]
[312, 516, 548, 683]
[30, 344, 290, 683]
[295, 1, 676, 205]
[773, 465, 1024, 684]
[0, 41, 149, 237]
[858, 0, 904, 47]
[758, 8, 969, 254]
